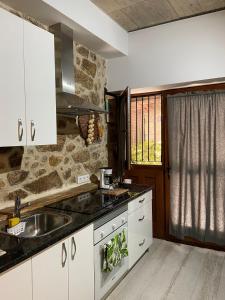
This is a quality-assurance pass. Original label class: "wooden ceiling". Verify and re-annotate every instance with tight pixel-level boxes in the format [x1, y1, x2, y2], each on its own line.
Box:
[91, 0, 225, 31]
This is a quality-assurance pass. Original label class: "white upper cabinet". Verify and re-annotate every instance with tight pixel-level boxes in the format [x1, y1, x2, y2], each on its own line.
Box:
[0, 8, 56, 147]
[0, 9, 26, 146]
[24, 21, 56, 145]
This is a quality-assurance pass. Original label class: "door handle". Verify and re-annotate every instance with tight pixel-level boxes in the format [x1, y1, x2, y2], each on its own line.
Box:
[138, 216, 145, 222]
[71, 237, 76, 261]
[139, 198, 145, 204]
[30, 120, 36, 141]
[62, 242, 67, 268]
[18, 119, 24, 142]
[139, 239, 146, 247]
[166, 166, 171, 179]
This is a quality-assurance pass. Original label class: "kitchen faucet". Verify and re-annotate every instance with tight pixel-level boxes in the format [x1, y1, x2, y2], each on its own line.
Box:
[14, 197, 30, 218]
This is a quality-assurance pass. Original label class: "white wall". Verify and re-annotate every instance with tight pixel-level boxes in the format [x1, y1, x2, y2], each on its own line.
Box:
[44, 0, 128, 56]
[1, 0, 128, 58]
[107, 10, 225, 91]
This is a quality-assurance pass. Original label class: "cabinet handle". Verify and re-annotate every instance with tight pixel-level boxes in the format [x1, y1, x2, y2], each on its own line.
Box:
[18, 119, 24, 142]
[139, 239, 146, 247]
[71, 237, 76, 261]
[62, 242, 67, 268]
[139, 198, 145, 204]
[138, 216, 145, 222]
[30, 120, 36, 141]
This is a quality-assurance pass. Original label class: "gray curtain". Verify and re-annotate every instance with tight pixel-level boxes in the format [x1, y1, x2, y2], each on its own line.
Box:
[167, 91, 225, 245]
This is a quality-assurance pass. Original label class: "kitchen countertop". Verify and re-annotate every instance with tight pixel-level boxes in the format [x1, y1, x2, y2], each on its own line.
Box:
[0, 183, 152, 274]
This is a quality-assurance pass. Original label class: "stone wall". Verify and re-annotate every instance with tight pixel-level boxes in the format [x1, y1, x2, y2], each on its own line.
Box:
[0, 3, 108, 209]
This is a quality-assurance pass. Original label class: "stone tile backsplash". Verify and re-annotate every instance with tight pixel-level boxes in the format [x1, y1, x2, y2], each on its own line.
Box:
[0, 2, 108, 208]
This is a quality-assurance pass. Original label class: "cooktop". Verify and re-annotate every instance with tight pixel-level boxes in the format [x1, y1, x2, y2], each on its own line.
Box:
[47, 189, 136, 215]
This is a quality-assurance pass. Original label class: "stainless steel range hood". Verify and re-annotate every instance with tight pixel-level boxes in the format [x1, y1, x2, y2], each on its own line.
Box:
[50, 23, 108, 116]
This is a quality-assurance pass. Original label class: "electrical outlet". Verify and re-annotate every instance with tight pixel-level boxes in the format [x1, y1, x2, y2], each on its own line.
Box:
[77, 174, 90, 184]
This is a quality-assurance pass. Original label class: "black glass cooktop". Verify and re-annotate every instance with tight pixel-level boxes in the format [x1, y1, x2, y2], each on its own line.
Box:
[47, 190, 134, 215]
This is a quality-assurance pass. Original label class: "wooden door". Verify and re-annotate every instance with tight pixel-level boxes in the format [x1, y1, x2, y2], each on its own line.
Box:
[24, 20, 56, 146]
[105, 87, 131, 179]
[107, 89, 166, 238]
[125, 92, 166, 239]
[0, 8, 26, 146]
[68, 224, 94, 300]
[32, 239, 69, 300]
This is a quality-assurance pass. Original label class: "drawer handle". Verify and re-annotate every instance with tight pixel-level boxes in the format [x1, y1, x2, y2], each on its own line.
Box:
[139, 198, 145, 204]
[138, 216, 145, 222]
[71, 237, 76, 261]
[139, 239, 146, 247]
[18, 119, 24, 142]
[30, 120, 36, 141]
[62, 242, 67, 268]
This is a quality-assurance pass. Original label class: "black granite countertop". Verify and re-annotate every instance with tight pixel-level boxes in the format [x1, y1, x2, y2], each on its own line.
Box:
[0, 183, 152, 274]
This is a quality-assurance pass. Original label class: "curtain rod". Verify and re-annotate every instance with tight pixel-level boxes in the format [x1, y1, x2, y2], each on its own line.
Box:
[167, 90, 225, 98]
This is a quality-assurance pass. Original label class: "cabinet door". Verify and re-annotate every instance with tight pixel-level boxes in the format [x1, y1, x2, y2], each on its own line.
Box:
[24, 21, 56, 145]
[69, 224, 94, 300]
[32, 239, 69, 300]
[0, 260, 32, 300]
[0, 8, 26, 146]
[141, 199, 153, 249]
[128, 199, 152, 269]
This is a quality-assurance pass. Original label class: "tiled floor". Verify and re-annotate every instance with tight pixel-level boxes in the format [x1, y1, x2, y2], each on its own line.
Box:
[107, 239, 225, 300]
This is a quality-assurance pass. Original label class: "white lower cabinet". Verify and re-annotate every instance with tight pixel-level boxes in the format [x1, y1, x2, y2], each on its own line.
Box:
[32, 224, 94, 300]
[0, 260, 32, 300]
[32, 238, 69, 300]
[69, 224, 94, 300]
[128, 192, 153, 269]
[0, 191, 153, 300]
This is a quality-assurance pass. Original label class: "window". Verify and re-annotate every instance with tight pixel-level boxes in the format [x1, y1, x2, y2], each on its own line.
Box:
[131, 94, 162, 165]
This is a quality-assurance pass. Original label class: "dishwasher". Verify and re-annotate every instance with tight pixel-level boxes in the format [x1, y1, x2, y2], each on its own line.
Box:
[94, 205, 128, 300]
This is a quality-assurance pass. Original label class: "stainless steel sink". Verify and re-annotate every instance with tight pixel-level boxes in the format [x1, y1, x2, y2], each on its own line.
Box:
[20, 212, 72, 238]
[0, 211, 72, 239]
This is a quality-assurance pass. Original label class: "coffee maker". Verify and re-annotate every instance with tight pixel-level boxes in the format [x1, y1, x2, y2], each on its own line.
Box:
[99, 168, 113, 189]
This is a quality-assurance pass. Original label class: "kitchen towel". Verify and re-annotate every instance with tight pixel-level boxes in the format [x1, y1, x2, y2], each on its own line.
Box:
[102, 229, 128, 272]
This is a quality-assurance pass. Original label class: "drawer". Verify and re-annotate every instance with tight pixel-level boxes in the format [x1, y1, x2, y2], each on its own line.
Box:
[128, 201, 152, 269]
[94, 211, 128, 245]
[128, 190, 152, 215]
